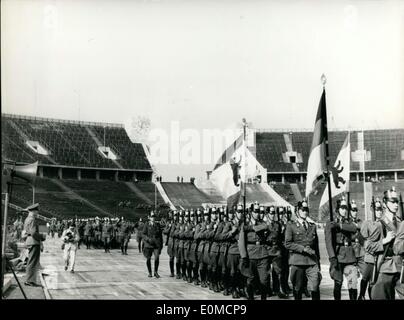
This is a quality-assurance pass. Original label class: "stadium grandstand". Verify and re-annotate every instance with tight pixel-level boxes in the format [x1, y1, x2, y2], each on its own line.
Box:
[1, 114, 166, 221]
[254, 128, 404, 220]
[2, 113, 403, 223]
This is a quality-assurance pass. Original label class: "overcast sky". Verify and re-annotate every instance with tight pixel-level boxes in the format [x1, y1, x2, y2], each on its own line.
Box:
[2, 0, 404, 181]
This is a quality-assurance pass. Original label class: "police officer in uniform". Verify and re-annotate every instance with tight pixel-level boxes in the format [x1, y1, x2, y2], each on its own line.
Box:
[264, 206, 288, 298]
[163, 210, 177, 277]
[143, 211, 163, 278]
[190, 209, 202, 285]
[23, 203, 46, 286]
[350, 200, 366, 278]
[102, 218, 113, 253]
[371, 186, 403, 300]
[285, 200, 321, 300]
[224, 204, 246, 298]
[358, 198, 384, 299]
[196, 208, 210, 287]
[173, 211, 185, 279]
[242, 203, 270, 300]
[207, 207, 222, 293]
[119, 218, 131, 255]
[325, 197, 358, 300]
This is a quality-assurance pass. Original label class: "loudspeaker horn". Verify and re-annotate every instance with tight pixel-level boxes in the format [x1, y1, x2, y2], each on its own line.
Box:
[11, 161, 38, 184]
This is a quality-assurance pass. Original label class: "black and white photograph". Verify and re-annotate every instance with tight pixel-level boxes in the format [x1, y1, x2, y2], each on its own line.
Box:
[1, 0, 404, 308]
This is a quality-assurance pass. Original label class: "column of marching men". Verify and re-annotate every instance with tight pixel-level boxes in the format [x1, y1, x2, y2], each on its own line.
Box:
[32, 184, 403, 299]
[47, 217, 136, 255]
[145, 185, 403, 300]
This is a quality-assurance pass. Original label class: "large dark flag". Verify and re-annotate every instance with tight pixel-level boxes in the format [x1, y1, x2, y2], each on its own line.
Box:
[305, 89, 327, 197]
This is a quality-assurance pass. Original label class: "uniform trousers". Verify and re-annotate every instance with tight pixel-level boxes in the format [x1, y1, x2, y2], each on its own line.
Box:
[26, 245, 41, 283]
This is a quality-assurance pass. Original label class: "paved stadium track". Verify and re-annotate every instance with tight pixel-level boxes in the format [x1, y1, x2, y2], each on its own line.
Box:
[40, 232, 348, 300]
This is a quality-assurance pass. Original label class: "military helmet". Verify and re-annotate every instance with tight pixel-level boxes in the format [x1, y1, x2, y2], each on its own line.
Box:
[373, 198, 383, 210]
[384, 186, 399, 202]
[211, 207, 217, 214]
[336, 196, 348, 209]
[269, 206, 276, 214]
[196, 208, 202, 216]
[237, 204, 243, 212]
[350, 200, 358, 211]
[203, 208, 210, 216]
[297, 199, 309, 211]
[278, 206, 285, 214]
[259, 206, 265, 212]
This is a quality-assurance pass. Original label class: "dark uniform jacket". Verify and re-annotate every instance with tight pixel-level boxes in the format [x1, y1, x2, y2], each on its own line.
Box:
[102, 223, 113, 238]
[360, 220, 384, 263]
[195, 222, 208, 253]
[211, 221, 225, 254]
[84, 223, 93, 236]
[221, 220, 241, 255]
[143, 221, 163, 250]
[325, 218, 357, 264]
[218, 221, 233, 255]
[263, 220, 282, 256]
[285, 220, 320, 266]
[378, 215, 403, 274]
[244, 220, 270, 260]
[351, 218, 365, 258]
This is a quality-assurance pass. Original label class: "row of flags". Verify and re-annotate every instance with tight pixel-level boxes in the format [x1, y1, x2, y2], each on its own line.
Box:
[209, 76, 350, 219]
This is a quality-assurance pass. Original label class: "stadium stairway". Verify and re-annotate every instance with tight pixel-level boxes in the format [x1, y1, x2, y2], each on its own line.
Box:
[124, 182, 154, 205]
[290, 183, 303, 202]
[155, 182, 176, 210]
[50, 179, 114, 217]
[194, 179, 225, 204]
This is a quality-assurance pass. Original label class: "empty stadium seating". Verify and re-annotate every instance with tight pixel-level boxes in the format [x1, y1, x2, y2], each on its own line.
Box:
[1, 114, 151, 170]
[256, 129, 404, 173]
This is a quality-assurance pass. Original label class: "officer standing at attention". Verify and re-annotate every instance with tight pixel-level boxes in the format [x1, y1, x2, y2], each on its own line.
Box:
[163, 210, 177, 277]
[285, 200, 321, 300]
[325, 197, 358, 300]
[143, 211, 163, 278]
[23, 203, 46, 287]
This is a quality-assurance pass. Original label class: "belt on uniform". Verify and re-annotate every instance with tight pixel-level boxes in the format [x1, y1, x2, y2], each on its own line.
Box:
[247, 241, 263, 245]
[336, 242, 352, 247]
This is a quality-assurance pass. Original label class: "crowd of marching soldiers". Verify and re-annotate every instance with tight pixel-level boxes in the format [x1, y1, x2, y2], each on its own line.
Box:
[161, 204, 298, 300]
[155, 185, 403, 300]
[47, 217, 136, 255]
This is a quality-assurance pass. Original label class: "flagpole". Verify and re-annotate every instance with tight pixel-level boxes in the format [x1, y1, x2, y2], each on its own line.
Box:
[321, 75, 334, 222]
[242, 118, 247, 223]
[362, 129, 368, 221]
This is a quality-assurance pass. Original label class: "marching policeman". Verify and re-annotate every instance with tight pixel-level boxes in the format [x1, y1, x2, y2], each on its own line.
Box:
[358, 198, 384, 299]
[350, 200, 366, 278]
[119, 218, 131, 255]
[264, 206, 288, 298]
[190, 209, 202, 285]
[371, 186, 403, 299]
[143, 211, 163, 278]
[163, 210, 177, 277]
[325, 197, 358, 300]
[285, 200, 321, 300]
[196, 208, 210, 287]
[102, 218, 113, 253]
[173, 211, 185, 279]
[207, 207, 222, 293]
[242, 203, 270, 300]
